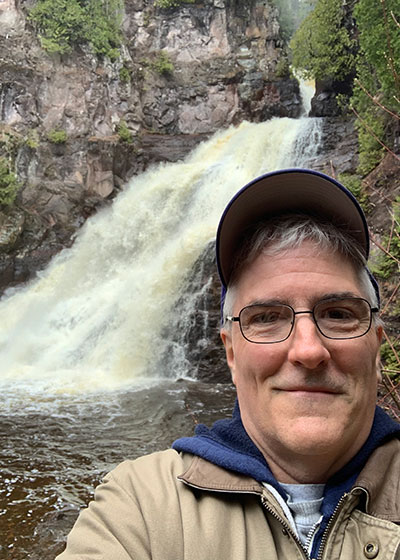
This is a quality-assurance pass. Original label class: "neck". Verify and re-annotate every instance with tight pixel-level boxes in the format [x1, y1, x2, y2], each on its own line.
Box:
[245, 427, 368, 485]
[264, 452, 340, 484]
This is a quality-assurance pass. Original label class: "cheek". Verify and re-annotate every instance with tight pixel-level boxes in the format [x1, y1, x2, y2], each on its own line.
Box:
[233, 342, 287, 381]
[333, 340, 380, 390]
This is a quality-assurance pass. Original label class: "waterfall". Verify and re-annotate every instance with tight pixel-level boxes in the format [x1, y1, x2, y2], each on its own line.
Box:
[0, 110, 323, 396]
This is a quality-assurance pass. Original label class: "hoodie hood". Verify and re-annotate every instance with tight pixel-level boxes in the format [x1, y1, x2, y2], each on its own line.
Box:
[173, 402, 400, 498]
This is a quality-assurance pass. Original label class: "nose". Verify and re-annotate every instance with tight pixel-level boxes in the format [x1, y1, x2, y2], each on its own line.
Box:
[287, 313, 331, 369]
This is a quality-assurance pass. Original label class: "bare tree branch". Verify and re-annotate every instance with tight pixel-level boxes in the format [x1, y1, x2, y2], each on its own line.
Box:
[351, 106, 400, 162]
[391, 10, 400, 30]
[355, 79, 400, 120]
[370, 231, 400, 265]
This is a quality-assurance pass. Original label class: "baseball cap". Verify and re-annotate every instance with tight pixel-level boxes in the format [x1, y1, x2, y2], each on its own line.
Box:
[216, 168, 379, 304]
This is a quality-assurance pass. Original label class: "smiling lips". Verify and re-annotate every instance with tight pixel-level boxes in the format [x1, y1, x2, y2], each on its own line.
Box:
[279, 385, 342, 395]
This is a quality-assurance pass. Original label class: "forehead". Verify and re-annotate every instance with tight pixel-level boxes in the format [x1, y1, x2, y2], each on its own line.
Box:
[232, 243, 361, 308]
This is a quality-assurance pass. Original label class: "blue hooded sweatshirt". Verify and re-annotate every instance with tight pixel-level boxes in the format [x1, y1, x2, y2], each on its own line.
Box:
[173, 402, 400, 557]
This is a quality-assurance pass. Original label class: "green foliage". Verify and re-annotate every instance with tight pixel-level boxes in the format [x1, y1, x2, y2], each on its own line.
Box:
[335, 93, 352, 114]
[351, 56, 387, 174]
[381, 339, 400, 372]
[117, 120, 133, 143]
[372, 235, 400, 280]
[290, 0, 356, 81]
[119, 65, 131, 83]
[108, 48, 121, 62]
[143, 10, 151, 27]
[371, 198, 400, 280]
[47, 128, 68, 144]
[29, 0, 86, 54]
[0, 130, 22, 161]
[85, 0, 123, 58]
[354, 0, 400, 107]
[152, 51, 174, 75]
[275, 56, 291, 78]
[155, 0, 195, 8]
[351, 0, 400, 175]
[355, 107, 385, 175]
[337, 173, 369, 211]
[0, 157, 20, 207]
[24, 130, 40, 150]
[29, 0, 123, 58]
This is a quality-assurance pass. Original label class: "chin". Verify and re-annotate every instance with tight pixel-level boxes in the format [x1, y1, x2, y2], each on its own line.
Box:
[284, 417, 351, 455]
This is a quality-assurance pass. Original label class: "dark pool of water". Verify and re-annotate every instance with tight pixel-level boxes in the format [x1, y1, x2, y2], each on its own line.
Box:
[1, 379, 236, 560]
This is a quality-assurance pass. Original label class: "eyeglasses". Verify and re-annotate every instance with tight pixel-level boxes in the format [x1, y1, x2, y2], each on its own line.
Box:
[225, 297, 378, 344]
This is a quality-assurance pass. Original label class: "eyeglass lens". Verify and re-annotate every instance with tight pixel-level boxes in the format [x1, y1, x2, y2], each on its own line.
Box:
[239, 298, 373, 343]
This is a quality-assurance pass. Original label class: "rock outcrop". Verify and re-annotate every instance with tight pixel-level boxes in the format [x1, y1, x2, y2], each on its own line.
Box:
[0, 0, 301, 290]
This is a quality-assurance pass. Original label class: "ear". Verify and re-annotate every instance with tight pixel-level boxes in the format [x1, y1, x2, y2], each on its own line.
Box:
[220, 328, 236, 385]
[375, 325, 384, 382]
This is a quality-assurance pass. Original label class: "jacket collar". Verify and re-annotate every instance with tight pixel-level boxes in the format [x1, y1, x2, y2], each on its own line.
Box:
[178, 437, 400, 523]
[178, 454, 263, 495]
[355, 438, 400, 522]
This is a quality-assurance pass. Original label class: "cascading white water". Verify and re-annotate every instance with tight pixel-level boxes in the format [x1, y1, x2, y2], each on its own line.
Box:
[0, 101, 323, 395]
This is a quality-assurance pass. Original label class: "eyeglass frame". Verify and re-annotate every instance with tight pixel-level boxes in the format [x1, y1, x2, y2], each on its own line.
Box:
[225, 297, 379, 344]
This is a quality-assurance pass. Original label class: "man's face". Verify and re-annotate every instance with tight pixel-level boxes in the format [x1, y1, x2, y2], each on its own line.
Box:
[221, 241, 382, 483]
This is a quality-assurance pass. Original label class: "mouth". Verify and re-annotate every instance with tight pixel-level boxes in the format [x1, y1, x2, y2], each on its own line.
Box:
[281, 386, 341, 396]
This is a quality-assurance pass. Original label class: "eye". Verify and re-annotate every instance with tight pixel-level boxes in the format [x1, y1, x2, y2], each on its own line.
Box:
[321, 307, 355, 321]
[242, 305, 291, 329]
[314, 298, 372, 337]
[252, 310, 281, 324]
[315, 298, 367, 326]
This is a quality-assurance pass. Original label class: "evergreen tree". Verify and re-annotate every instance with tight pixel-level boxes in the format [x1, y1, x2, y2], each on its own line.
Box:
[354, 0, 400, 108]
[351, 0, 400, 173]
[290, 0, 356, 81]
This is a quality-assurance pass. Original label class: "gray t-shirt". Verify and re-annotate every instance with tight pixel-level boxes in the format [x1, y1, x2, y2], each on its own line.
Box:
[280, 483, 325, 545]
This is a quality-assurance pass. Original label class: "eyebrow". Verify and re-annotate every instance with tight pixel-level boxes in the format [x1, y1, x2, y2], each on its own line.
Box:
[246, 292, 362, 308]
[248, 298, 287, 307]
[316, 291, 362, 302]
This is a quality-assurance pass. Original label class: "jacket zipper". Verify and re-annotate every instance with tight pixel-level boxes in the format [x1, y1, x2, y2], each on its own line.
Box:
[260, 494, 310, 560]
[262, 487, 366, 560]
[315, 494, 348, 560]
[316, 488, 366, 560]
[181, 479, 310, 558]
[304, 517, 323, 554]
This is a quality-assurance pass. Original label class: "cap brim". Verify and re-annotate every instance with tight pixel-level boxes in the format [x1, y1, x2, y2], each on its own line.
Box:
[216, 169, 369, 288]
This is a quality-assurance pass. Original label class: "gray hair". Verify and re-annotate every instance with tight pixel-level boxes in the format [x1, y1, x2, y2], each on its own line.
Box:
[222, 213, 381, 325]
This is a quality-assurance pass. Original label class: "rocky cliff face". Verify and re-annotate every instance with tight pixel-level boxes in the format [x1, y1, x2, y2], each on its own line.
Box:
[0, 0, 302, 289]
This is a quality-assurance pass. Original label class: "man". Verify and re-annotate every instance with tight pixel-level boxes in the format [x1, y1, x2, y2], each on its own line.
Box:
[57, 169, 400, 559]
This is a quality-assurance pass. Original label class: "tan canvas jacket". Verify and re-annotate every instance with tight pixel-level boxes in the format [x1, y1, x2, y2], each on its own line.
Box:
[56, 438, 400, 560]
